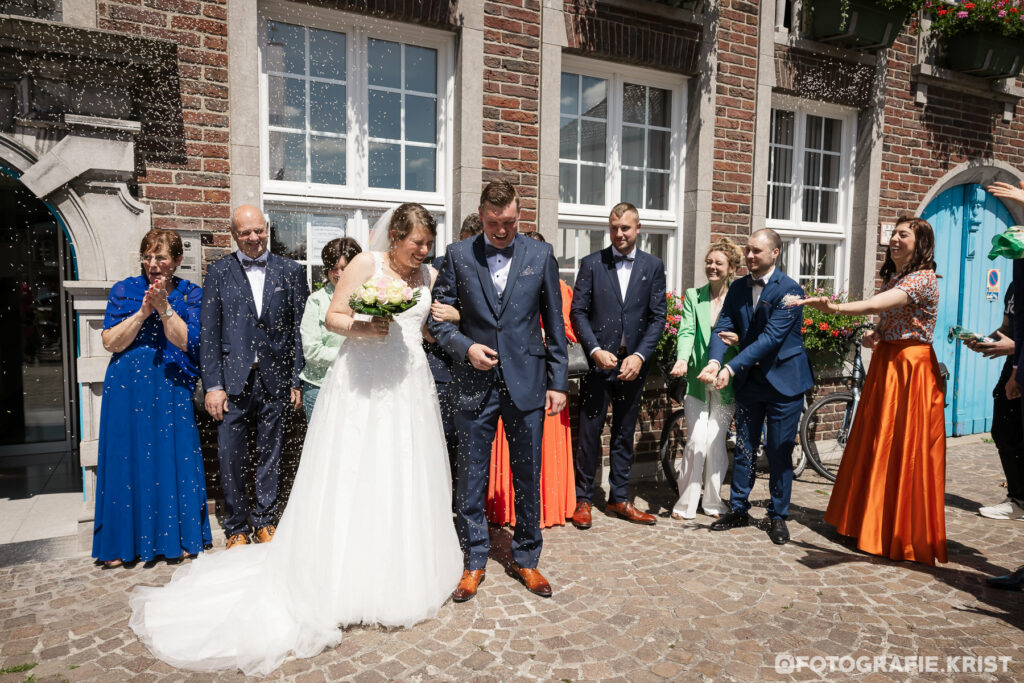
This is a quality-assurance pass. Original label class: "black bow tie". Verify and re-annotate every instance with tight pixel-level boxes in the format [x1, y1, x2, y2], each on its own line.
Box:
[614, 252, 635, 263]
[241, 254, 268, 269]
[751, 276, 766, 287]
[485, 243, 514, 259]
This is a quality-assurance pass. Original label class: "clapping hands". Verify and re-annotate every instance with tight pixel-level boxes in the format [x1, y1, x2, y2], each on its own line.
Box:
[142, 277, 167, 317]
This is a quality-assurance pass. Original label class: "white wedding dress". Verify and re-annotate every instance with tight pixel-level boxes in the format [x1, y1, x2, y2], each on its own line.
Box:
[129, 255, 463, 677]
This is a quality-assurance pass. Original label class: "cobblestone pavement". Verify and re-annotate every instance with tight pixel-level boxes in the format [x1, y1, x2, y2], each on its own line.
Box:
[2, 436, 1023, 682]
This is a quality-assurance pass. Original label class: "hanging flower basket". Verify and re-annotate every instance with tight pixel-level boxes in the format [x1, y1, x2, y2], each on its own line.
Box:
[809, 0, 923, 49]
[930, 1, 1024, 78]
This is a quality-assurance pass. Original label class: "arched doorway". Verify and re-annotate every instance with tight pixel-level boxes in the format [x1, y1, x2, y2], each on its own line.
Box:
[0, 169, 80, 482]
[921, 183, 1015, 436]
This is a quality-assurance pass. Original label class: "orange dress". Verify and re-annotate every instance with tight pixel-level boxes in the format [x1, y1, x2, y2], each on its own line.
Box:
[824, 270, 947, 565]
[486, 279, 577, 528]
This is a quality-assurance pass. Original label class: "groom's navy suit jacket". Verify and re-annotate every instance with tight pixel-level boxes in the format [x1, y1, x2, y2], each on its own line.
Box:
[428, 233, 569, 412]
[707, 267, 813, 397]
[200, 252, 308, 399]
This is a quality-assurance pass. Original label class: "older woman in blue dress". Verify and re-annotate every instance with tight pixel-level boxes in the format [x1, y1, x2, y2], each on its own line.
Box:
[300, 237, 362, 421]
[93, 229, 211, 567]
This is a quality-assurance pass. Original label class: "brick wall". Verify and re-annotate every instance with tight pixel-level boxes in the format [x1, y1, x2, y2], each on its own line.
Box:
[710, 0, 758, 241]
[98, 0, 233, 252]
[482, 0, 541, 231]
[874, 34, 1024, 285]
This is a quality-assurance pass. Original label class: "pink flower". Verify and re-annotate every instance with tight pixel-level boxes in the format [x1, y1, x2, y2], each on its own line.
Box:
[957, 10, 969, 17]
[1000, 10, 1007, 17]
[402, 287, 414, 301]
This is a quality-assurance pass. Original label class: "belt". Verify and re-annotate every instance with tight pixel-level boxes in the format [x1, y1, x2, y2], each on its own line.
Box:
[617, 346, 628, 356]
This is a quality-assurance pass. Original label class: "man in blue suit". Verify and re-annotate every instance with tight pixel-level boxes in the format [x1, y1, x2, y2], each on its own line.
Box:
[569, 202, 667, 530]
[201, 205, 308, 549]
[429, 181, 568, 602]
[699, 228, 813, 545]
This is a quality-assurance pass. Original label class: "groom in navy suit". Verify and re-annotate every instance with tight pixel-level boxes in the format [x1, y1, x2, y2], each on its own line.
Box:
[699, 228, 813, 545]
[201, 205, 308, 549]
[569, 202, 667, 529]
[429, 181, 568, 601]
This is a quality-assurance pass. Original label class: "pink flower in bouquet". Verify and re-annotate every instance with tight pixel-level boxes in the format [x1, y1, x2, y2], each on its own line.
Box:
[402, 287, 414, 301]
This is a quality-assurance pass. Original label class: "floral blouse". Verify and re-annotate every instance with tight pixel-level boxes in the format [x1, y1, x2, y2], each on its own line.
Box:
[877, 269, 939, 343]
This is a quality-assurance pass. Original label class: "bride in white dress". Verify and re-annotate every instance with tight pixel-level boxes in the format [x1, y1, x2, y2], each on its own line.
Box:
[129, 203, 463, 677]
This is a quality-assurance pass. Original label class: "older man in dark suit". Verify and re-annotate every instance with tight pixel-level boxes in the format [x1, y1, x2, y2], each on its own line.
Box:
[569, 202, 667, 530]
[201, 205, 308, 549]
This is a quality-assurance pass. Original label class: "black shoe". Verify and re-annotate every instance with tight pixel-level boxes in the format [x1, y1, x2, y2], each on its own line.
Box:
[767, 518, 790, 545]
[709, 511, 750, 531]
[986, 566, 1024, 591]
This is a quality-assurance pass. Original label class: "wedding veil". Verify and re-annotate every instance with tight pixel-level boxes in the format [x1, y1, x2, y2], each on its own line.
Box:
[368, 207, 396, 252]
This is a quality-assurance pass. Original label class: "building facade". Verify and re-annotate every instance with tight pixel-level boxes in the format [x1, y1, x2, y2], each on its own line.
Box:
[3, 0, 1024, 538]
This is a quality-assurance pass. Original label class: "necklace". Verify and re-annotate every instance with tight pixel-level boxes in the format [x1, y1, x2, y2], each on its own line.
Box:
[387, 250, 415, 281]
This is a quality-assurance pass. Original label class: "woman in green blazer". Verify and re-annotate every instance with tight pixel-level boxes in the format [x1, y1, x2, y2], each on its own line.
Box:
[669, 238, 742, 519]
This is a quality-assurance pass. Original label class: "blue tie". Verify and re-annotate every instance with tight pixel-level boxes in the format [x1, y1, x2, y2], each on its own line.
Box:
[614, 252, 634, 263]
[241, 255, 268, 269]
[485, 243, 514, 259]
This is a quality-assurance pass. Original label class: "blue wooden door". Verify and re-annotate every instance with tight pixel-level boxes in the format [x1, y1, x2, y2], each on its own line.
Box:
[921, 184, 1014, 436]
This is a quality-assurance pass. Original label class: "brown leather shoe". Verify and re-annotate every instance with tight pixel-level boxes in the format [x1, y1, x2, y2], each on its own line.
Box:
[606, 501, 657, 525]
[254, 525, 276, 544]
[514, 566, 552, 597]
[226, 533, 250, 549]
[452, 569, 486, 602]
[570, 501, 592, 530]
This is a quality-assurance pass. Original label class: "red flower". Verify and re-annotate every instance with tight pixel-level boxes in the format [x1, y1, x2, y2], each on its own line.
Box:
[818, 322, 830, 331]
[804, 318, 813, 326]
[831, 329, 840, 337]
[938, 8, 947, 14]
[964, 2, 975, 8]
[801, 327, 807, 334]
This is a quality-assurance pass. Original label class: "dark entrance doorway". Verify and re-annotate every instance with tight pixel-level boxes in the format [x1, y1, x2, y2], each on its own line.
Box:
[0, 169, 80, 496]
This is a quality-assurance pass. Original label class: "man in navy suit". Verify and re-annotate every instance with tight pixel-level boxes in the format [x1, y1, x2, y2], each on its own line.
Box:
[429, 181, 568, 602]
[201, 205, 308, 549]
[569, 202, 667, 530]
[699, 228, 813, 545]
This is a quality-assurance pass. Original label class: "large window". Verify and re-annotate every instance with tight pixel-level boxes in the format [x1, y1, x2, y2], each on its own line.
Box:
[557, 57, 685, 287]
[259, 4, 451, 282]
[767, 97, 855, 292]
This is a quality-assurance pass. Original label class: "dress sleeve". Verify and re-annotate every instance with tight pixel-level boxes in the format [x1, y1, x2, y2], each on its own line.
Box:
[103, 278, 141, 330]
[895, 270, 935, 307]
[183, 282, 203, 364]
[560, 279, 578, 344]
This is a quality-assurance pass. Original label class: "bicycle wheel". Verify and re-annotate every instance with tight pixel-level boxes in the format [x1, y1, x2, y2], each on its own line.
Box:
[658, 408, 687, 496]
[800, 391, 855, 482]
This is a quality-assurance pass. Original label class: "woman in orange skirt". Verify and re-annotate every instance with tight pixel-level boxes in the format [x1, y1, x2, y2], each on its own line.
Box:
[487, 231, 576, 528]
[798, 215, 946, 565]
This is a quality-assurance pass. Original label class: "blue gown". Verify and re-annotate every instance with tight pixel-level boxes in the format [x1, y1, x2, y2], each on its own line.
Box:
[92, 275, 212, 562]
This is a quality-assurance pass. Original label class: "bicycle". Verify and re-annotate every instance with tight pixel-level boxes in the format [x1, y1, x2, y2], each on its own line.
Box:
[659, 379, 808, 496]
[799, 326, 871, 482]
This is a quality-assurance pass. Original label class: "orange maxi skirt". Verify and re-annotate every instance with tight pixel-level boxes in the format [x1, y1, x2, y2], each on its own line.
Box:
[486, 412, 576, 528]
[824, 341, 947, 565]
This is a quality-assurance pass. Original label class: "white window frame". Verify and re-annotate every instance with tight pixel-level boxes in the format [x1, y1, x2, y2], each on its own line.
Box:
[780, 235, 845, 294]
[767, 94, 857, 290]
[557, 56, 687, 289]
[258, 0, 454, 254]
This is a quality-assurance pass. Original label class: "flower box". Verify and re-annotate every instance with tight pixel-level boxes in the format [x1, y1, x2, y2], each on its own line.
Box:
[943, 29, 1024, 78]
[809, 0, 907, 49]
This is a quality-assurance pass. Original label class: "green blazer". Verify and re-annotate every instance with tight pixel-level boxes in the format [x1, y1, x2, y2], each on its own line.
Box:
[675, 284, 737, 404]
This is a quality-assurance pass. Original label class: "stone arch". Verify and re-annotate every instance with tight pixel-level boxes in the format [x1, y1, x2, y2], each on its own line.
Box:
[916, 159, 1024, 227]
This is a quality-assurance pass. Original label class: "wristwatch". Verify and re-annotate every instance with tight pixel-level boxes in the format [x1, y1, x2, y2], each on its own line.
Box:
[160, 307, 175, 320]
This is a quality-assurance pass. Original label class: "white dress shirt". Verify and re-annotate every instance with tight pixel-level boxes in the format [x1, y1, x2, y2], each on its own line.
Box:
[238, 249, 268, 364]
[483, 234, 513, 296]
[751, 265, 775, 308]
[614, 245, 636, 300]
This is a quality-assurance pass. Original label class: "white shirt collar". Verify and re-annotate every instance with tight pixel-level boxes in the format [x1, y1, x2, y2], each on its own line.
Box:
[613, 245, 637, 260]
[753, 266, 775, 284]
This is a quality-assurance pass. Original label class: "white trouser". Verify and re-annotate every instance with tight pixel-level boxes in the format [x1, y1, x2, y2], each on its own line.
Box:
[673, 390, 735, 518]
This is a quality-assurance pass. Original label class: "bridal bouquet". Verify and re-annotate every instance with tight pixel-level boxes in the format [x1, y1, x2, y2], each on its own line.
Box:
[349, 275, 420, 319]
